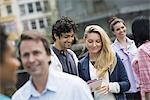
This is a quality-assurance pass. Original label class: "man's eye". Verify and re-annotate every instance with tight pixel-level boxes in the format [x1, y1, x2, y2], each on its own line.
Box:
[64, 36, 68, 38]
[33, 51, 40, 55]
[22, 53, 29, 58]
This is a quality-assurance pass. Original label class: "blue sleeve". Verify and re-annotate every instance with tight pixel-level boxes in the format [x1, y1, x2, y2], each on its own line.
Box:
[116, 54, 130, 93]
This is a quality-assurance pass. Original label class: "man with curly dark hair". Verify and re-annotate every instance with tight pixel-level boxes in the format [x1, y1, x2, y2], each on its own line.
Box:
[50, 16, 79, 76]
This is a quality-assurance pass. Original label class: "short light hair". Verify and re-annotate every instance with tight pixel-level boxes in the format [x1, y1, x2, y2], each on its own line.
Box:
[18, 30, 51, 57]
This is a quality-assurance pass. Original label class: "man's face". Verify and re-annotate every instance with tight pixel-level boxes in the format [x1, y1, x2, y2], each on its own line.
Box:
[0, 42, 20, 85]
[56, 31, 74, 50]
[20, 40, 50, 77]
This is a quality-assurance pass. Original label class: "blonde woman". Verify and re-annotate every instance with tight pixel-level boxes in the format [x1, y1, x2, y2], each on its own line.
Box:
[78, 25, 130, 100]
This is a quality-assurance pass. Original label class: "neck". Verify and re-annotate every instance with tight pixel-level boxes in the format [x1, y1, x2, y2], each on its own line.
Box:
[117, 37, 128, 49]
[89, 52, 98, 61]
[32, 71, 48, 93]
[54, 42, 66, 51]
[117, 36, 126, 43]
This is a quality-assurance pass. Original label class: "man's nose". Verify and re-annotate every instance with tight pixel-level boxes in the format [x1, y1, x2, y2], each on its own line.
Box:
[29, 55, 35, 62]
[68, 37, 74, 42]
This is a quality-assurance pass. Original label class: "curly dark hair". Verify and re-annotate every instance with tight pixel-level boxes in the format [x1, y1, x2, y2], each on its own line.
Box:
[0, 25, 8, 64]
[132, 17, 150, 47]
[52, 16, 77, 41]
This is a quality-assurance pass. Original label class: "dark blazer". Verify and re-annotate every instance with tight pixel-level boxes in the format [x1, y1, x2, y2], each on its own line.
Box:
[78, 53, 130, 100]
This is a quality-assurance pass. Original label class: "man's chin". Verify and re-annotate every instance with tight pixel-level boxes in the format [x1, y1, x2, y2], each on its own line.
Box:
[65, 45, 71, 49]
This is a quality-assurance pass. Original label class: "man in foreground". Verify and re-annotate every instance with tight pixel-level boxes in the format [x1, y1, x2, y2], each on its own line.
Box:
[12, 30, 93, 100]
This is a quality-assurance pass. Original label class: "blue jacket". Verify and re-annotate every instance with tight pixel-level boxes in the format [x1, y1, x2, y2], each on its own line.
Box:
[78, 53, 130, 100]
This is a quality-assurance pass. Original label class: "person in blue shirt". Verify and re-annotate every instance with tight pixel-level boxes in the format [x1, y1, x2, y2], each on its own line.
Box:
[12, 30, 94, 100]
[50, 16, 79, 76]
[0, 25, 20, 99]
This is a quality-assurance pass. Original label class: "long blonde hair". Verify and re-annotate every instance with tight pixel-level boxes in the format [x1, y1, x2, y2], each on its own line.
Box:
[84, 25, 116, 79]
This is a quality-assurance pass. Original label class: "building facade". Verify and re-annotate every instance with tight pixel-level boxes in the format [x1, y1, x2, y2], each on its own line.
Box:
[56, 0, 150, 38]
[0, 0, 17, 34]
[0, 0, 58, 34]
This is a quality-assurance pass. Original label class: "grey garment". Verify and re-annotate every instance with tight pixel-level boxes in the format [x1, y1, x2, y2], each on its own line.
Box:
[52, 46, 77, 75]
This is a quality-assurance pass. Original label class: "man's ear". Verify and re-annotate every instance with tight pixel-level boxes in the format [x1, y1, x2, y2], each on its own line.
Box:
[54, 34, 59, 40]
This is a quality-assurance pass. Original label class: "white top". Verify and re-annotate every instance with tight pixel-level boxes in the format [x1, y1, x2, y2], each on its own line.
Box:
[50, 46, 79, 75]
[89, 61, 120, 100]
[12, 67, 94, 100]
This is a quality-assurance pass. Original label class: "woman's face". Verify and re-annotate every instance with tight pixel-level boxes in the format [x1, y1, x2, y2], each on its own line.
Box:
[113, 22, 127, 39]
[0, 41, 20, 85]
[85, 32, 102, 55]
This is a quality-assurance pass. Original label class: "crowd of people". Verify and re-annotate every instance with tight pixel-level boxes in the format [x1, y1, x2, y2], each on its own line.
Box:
[0, 16, 149, 100]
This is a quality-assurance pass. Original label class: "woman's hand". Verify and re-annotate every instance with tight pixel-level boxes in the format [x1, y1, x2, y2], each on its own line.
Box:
[95, 85, 109, 95]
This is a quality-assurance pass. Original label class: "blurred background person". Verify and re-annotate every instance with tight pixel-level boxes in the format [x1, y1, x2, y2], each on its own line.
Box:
[109, 16, 140, 100]
[0, 25, 20, 99]
[132, 17, 150, 100]
[78, 25, 130, 100]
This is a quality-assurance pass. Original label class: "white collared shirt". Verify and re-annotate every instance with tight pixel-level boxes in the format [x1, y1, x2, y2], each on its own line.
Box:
[50, 46, 79, 76]
[12, 67, 93, 100]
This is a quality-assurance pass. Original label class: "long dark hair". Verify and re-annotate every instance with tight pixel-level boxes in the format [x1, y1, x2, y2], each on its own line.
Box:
[132, 17, 150, 47]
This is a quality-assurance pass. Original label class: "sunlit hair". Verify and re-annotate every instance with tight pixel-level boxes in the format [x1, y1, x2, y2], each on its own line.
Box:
[108, 16, 125, 31]
[84, 25, 116, 79]
[18, 30, 51, 57]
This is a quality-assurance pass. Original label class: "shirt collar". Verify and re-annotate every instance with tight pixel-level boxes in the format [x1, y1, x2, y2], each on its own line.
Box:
[27, 69, 58, 98]
[52, 46, 67, 55]
[114, 37, 134, 49]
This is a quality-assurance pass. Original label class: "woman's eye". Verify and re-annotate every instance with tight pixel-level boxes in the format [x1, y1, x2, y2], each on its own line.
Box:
[87, 40, 93, 43]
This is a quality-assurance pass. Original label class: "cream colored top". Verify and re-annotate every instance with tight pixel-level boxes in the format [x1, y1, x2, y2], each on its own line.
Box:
[89, 61, 119, 100]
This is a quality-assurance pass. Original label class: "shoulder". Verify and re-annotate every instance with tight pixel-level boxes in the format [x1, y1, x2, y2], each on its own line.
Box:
[79, 53, 88, 63]
[138, 42, 150, 53]
[111, 41, 120, 51]
[12, 81, 31, 100]
[67, 49, 76, 55]
[54, 70, 87, 87]
[67, 49, 78, 62]
[113, 54, 124, 70]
